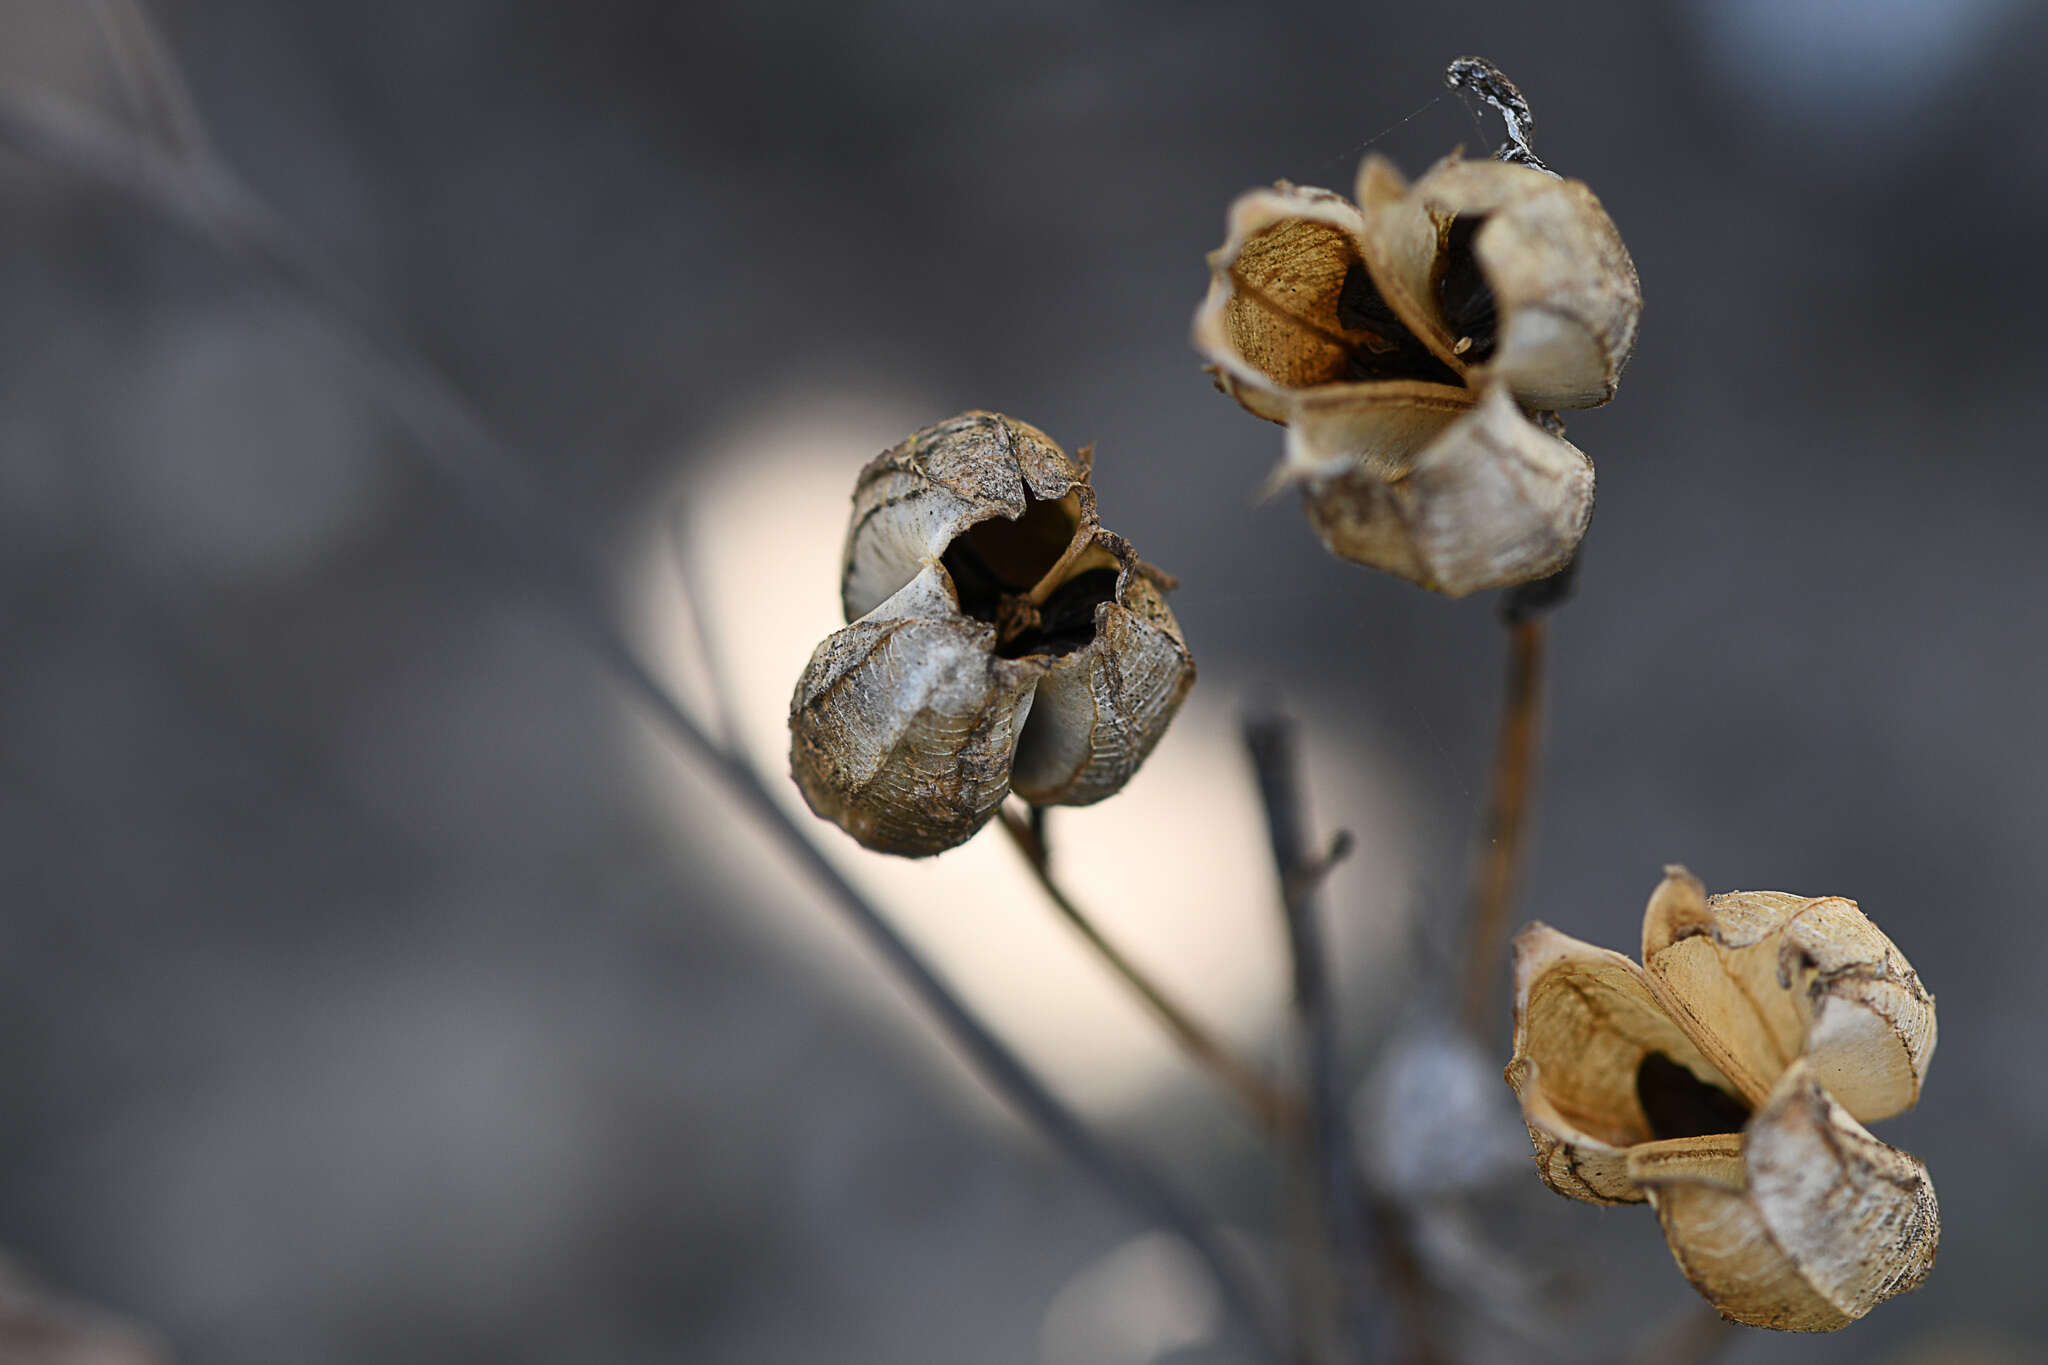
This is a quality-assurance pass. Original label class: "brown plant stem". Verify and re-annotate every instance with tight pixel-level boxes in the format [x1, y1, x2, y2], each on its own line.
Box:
[998, 807, 1300, 1138]
[1460, 614, 1547, 1041]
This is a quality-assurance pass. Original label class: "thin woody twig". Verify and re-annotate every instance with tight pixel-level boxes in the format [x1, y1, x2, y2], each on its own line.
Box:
[1618, 1304, 1736, 1365]
[666, 506, 744, 751]
[1245, 715, 1374, 1365]
[0, 69, 1293, 1365]
[84, 0, 211, 162]
[997, 807, 1300, 1137]
[1459, 616, 1547, 1039]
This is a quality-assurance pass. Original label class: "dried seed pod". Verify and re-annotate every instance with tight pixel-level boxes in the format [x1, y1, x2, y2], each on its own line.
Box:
[1503, 868, 1938, 1330]
[790, 412, 1194, 857]
[1192, 111, 1639, 596]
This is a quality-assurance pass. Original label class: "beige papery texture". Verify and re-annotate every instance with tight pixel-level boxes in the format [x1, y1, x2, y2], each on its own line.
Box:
[1504, 868, 1938, 1330]
[790, 412, 1195, 857]
[1193, 153, 1640, 596]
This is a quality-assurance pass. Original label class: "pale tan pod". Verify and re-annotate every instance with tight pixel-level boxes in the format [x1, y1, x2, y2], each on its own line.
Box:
[1009, 555, 1195, 806]
[790, 567, 1045, 857]
[1641, 869, 1937, 1121]
[841, 411, 1090, 621]
[1503, 922, 1737, 1205]
[1635, 1060, 1939, 1331]
[1408, 154, 1642, 409]
[1302, 383, 1593, 597]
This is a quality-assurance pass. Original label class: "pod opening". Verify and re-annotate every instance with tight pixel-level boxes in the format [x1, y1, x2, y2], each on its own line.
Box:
[1335, 261, 1464, 385]
[1002, 568, 1117, 659]
[941, 493, 1112, 659]
[1636, 1052, 1753, 1141]
[1435, 216, 1499, 363]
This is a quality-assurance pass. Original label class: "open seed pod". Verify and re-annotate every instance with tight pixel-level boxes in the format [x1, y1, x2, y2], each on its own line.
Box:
[1503, 867, 1938, 1330]
[790, 412, 1195, 857]
[1191, 147, 1639, 596]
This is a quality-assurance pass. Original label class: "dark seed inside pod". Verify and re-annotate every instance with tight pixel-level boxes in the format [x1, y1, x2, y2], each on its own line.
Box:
[940, 493, 1108, 659]
[1435, 216, 1499, 363]
[1636, 1051, 1753, 1142]
[998, 568, 1117, 659]
[1337, 262, 1464, 384]
[941, 494, 1075, 621]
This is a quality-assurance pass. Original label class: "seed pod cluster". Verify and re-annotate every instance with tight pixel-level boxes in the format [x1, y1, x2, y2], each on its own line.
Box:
[790, 412, 1195, 857]
[1193, 149, 1641, 596]
[1505, 868, 1938, 1331]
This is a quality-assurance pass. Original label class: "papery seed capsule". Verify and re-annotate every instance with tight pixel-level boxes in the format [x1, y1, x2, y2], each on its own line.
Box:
[790, 412, 1194, 857]
[1192, 135, 1640, 597]
[1503, 870, 1940, 1331]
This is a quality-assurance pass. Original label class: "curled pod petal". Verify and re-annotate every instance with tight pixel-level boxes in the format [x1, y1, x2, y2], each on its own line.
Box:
[1632, 1061, 1939, 1331]
[1640, 869, 1937, 1121]
[1397, 154, 1642, 410]
[841, 411, 1091, 621]
[1010, 552, 1195, 806]
[1192, 181, 1472, 479]
[1192, 182, 1379, 420]
[790, 567, 1044, 857]
[1302, 382, 1592, 597]
[1505, 922, 1740, 1205]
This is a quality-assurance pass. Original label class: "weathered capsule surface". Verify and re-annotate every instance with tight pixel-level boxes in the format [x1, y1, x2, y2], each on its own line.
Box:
[791, 412, 1194, 857]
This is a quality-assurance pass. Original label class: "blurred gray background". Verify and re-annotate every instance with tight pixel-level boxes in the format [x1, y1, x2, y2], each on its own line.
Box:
[3, 0, 2045, 1362]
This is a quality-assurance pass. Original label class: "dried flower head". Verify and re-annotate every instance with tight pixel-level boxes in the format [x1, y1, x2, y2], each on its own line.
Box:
[1505, 867, 1938, 1331]
[1192, 60, 1640, 596]
[789, 412, 1195, 857]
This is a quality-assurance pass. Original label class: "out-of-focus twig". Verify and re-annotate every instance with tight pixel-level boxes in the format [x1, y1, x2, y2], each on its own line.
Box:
[666, 507, 744, 751]
[998, 806, 1300, 1137]
[1365, 1198, 1454, 1365]
[1459, 615, 1547, 1040]
[0, 1254, 169, 1365]
[1245, 715, 1373, 1365]
[0, 48, 1292, 1365]
[1617, 1304, 1735, 1365]
[1461, 557, 1576, 1041]
[84, 0, 211, 162]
